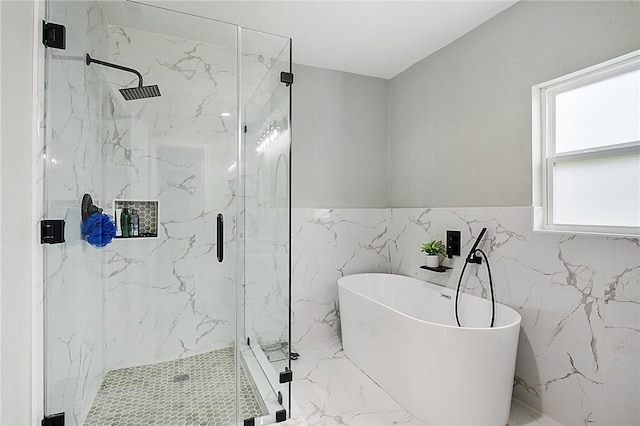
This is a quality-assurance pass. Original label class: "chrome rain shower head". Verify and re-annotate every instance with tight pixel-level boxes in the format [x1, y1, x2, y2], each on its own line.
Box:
[85, 53, 161, 101]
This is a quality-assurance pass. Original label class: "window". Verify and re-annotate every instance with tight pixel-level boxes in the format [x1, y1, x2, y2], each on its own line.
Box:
[533, 51, 640, 237]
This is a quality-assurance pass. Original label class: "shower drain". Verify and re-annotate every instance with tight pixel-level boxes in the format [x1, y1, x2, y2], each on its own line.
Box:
[172, 373, 190, 382]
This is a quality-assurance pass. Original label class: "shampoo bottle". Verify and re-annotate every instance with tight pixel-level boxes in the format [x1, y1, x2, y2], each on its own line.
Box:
[121, 208, 130, 238]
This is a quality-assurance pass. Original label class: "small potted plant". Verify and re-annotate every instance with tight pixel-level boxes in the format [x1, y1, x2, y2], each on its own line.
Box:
[421, 240, 446, 267]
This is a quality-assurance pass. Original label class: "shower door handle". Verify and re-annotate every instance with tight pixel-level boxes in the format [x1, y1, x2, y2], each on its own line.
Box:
[217, 213, 223, 262]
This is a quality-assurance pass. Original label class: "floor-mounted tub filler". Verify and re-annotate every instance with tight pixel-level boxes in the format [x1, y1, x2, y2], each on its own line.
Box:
[338, 273, 521, 426]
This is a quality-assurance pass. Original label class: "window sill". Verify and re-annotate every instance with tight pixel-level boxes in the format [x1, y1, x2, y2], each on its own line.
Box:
[533, 227, 640, 239]
[533, 207, 640, 238]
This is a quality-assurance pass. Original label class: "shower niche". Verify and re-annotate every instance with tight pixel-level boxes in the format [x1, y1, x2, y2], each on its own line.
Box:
[40, 1, 292, 425]
[112, 199, 158, 239]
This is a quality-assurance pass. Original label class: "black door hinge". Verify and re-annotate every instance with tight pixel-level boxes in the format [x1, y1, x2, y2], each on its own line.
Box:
[42, 413, 65, 426]
[276, 409, 287, 422]
[244, 125, 247, 133]
[42, 21, 66, 49]
[279, 366, 293, 383]
[280, 72, 294, 86]
[243, 417, 255, 426]
[41, 220, 65, 244]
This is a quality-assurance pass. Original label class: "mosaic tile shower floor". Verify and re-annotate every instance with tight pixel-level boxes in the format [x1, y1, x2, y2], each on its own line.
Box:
[84, 347, 265, 426]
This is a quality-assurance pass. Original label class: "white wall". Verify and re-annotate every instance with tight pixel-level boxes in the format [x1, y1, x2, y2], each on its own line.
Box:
[292, 64, 389, 208]
[389, 1, 640, 208]
[0, 2, 35, 425]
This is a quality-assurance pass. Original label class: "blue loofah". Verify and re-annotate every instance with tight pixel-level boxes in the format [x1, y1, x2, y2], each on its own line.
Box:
[82, 212, 116, 248]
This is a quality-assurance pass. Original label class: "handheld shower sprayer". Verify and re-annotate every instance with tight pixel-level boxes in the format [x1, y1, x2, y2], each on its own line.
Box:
[465, 227, 487, 264]
[455, 227, 495, 328]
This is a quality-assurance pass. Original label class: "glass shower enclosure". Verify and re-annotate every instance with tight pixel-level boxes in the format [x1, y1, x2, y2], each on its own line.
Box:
[41, 1, 291, 425]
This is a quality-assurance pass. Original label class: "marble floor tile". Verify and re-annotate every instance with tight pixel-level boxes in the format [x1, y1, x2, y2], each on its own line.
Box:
[284, 337, 563, 426]
[508, 400, 563, 426]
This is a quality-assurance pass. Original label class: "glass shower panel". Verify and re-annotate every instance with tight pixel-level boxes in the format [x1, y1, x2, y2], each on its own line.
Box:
[242, 29, 292, 418]
[43, 2, 110, 423]
[42, 1, 254, 425]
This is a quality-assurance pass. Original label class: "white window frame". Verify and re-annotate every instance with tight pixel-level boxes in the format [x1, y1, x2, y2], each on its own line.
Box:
[532, 50, 640, 237]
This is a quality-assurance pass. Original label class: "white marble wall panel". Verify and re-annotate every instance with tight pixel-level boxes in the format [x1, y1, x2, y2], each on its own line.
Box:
[101, 26, 239, 369]
[603, 237, 640, 426]
[43, 2, 109, 425]
[291, 208, 389, 344]
[291, 206, 639, 425]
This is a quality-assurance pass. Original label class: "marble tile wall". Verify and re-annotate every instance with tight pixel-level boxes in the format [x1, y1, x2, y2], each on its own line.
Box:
[291, 209, 390, 344]
[291, 207, 639, 426]
[43, 2, 109, 425]
[98, 24, 287, 370]
[99, 25, 239, 369]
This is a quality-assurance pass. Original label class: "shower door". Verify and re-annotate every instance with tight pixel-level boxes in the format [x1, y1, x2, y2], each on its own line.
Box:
[40, 1, 257, 425]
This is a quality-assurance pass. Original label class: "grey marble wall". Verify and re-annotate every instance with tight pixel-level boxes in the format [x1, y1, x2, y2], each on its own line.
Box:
[291, 207, 640, 426]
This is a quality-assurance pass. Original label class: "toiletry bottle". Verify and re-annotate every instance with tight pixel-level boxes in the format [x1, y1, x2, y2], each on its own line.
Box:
[121, 208, 130, 238]
[115, 208, 123, 237]
[130, 209, 139, 237]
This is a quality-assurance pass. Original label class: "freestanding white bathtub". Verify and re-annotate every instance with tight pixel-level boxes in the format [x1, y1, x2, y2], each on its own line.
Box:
[338, 273, 521, 426]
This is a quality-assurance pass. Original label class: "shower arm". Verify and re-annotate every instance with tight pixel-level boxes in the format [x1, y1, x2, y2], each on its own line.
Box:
[85, 54, 144, 88]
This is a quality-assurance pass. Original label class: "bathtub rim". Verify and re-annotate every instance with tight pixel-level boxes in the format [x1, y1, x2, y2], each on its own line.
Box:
[338, 273, 522, 331]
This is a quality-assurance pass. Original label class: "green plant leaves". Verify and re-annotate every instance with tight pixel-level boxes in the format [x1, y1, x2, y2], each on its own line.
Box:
[420, 240, 446, 256]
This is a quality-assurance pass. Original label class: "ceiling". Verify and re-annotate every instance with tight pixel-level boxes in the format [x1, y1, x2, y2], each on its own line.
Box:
[130, 1, 519, 80]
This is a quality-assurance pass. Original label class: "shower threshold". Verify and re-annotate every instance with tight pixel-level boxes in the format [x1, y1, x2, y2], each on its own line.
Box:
[83, 346, 266, 426]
